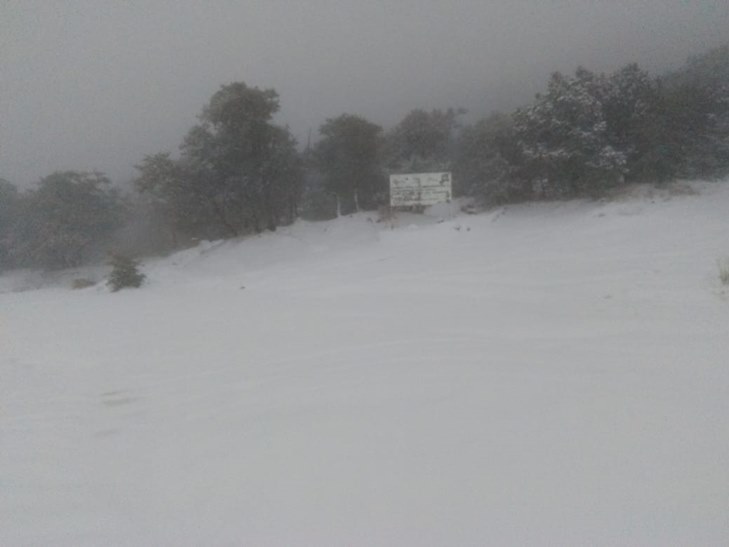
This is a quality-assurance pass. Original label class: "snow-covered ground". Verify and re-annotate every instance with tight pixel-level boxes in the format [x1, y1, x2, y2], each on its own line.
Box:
[2, 182, 729, 546]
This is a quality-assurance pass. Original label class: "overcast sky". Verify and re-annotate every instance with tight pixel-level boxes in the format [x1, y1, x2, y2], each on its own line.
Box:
[2, 0, 728, 187]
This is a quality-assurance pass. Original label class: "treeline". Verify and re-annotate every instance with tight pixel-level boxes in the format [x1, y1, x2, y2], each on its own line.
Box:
[1, 44, 728, 272]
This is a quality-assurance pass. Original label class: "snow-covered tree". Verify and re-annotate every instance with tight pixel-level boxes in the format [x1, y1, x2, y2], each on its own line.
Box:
[600, 63, 681, 183]
[189, 82, 302, 234]
[513, 68, 627, 198]
[135, 82, 303, 240]
[107, 253, 145, 291]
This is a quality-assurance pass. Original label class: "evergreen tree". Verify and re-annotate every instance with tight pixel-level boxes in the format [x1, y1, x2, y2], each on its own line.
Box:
[659, 44, 729, 179]
[602, 64, 670, 182]
[135, 82, 303, 241]
[385, 108, 462, 172]
[314, 114, 385, 215]
[452, 113, 524, 203]
[0, 179, 19, 271]
[134, 153, 192, 245]
[12, 171, 125, 270]
[299, 147, 339, 221]
[513, 68, 626, 198]
[107, 254, 145, 291]
[195, 82, 302, 233]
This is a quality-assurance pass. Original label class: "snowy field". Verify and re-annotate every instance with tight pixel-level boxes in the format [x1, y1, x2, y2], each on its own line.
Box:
[2, 182, 729, 546]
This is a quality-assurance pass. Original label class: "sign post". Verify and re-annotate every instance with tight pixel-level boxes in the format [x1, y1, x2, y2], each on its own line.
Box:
[389, 172, 452, 208]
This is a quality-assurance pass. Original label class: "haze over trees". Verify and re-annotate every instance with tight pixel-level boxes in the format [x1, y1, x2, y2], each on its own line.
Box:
[384, 108, 461, 173]
[0, 179, 19, 268]
[1, 171, 124, 271]
[452, 113, 518, 202]
[1, 43, 728, 273]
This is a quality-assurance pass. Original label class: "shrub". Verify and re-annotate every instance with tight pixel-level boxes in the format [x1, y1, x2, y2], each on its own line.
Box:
[107, 254, 145, 292]
[71, 278, 96, 289]
[719, 258, 729, 286]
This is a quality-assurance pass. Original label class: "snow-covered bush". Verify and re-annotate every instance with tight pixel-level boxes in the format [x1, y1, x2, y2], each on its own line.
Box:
[513, 68, 627, 198]
[71, 278, 96, 290]
[107, 254, 145, 292]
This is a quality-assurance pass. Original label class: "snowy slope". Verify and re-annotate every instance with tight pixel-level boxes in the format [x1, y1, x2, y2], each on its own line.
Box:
[2, 182, 729, 546]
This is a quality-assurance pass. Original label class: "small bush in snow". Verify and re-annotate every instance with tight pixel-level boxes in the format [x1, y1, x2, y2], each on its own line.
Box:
[71, 278, 96, 290]
[719, 259, 729, 286]
[107, 254, 145, 292]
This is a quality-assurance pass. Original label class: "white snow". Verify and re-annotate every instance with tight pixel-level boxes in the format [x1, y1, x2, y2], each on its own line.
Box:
[2, 182, 729, 546]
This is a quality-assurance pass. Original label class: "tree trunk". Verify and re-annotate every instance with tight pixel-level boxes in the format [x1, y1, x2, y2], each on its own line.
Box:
[169, 226, 178, 248]
[211, 199, 238, 237]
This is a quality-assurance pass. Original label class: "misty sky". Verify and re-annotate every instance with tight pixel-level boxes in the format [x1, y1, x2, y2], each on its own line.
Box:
[2, 0, 728, 187]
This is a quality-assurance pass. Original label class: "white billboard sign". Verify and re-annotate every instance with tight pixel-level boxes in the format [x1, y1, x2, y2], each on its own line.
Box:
[390, 172, 452, 207]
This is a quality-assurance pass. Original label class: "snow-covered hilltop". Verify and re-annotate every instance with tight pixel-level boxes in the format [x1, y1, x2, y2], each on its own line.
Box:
[2, 181, 729, 545]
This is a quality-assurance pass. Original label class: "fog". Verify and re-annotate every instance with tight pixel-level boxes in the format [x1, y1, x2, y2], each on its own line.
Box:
[2, 0, 728, 187]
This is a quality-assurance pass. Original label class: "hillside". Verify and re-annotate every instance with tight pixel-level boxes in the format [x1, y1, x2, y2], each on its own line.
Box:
[2, 181, 729, 545]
